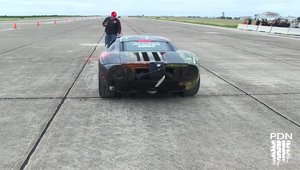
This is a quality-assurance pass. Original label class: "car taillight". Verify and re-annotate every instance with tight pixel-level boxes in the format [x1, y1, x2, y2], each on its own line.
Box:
[181, 66, 198, 80]
[112, 69, 124, 79]
[107, 65, 125, 80]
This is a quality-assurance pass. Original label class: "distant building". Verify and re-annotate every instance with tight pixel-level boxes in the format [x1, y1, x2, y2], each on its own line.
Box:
[239, 16, 253, 20]
[255, 11, 280, 20]
[286, 16, 298, 21]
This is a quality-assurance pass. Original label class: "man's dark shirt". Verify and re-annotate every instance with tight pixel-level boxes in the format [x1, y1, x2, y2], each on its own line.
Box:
[102, 17, 121, 35]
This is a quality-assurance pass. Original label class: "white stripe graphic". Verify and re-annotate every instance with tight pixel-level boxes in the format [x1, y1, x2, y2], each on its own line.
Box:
[157, 52, 164, 61]
[147, 52, 155, 61]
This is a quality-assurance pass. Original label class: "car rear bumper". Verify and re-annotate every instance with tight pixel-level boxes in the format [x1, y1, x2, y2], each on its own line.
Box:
[112, 79, 185, 93]
[100, 63, 200, 93]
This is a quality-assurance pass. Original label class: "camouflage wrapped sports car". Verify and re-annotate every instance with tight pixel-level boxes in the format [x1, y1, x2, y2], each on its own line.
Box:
[98, 35, 200, 98]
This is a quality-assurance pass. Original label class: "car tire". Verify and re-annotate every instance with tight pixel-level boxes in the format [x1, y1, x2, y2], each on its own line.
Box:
[98, 67, 116, 98]
[184, 78, 200, 96]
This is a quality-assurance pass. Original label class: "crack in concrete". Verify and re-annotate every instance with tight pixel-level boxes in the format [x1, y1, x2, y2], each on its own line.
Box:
[0, 97, 62, 100]
[19, 32, 105, 170]
[1, 92, 299, 101]
[205, 38, 300, 68]
[0, 21, 95, 56]
[200, 65, 300, 128]
[125, 19, 300, 128]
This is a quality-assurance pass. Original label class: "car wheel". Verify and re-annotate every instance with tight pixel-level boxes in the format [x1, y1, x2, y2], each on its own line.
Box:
[184, 78, 200, 97]
[98, 68, 116, 98]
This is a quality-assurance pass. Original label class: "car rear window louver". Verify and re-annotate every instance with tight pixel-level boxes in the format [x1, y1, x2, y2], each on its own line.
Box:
[142, 52, 150, 61]
[134, 52, 163, 62]
[152, 52, 161, 61]
[134, 52, 141, 61]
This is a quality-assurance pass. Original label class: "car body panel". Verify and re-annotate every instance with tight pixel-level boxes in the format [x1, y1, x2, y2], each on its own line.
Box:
[98, 35, 200, 95]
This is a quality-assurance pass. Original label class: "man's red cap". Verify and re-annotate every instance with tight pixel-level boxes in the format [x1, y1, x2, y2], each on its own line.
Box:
[111, 11, 117, 18]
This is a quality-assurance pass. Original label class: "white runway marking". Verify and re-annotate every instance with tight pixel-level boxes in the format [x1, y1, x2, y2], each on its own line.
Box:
[0, 28, 17, 32]
[205, 32, 219, 34]
[0, 28, 23, 32]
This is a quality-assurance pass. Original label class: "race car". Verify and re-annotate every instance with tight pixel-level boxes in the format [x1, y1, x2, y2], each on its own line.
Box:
[98, 35, 200, 98]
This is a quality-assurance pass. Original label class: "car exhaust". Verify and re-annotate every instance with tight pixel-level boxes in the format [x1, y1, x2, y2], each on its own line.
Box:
[147, 89, 158, 94]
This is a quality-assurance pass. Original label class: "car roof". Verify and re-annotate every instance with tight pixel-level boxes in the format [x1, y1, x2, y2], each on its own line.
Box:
[119, 35, 171, 42]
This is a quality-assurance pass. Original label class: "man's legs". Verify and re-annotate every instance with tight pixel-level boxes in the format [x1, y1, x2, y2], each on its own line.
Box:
[109, 34, 117, 46]
[105, 34, 111, 48]
[105, 34, 118, 48]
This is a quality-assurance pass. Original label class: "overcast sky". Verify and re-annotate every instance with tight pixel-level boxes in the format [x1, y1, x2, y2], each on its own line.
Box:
[1, 0, 299, 17]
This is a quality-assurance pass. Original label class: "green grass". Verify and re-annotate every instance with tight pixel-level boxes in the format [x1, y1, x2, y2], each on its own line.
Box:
[0, 18, 19, 21]
[149, 17, 241, 28]
[0, 16, 80, 22]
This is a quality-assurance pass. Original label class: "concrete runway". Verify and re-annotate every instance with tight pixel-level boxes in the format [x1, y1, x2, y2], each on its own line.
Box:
[0, 17, 299, 169]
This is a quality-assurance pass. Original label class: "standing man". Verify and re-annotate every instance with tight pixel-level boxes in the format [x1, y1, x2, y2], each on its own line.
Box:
[102, 11, 121, 48]
[256, 19, 261, 26]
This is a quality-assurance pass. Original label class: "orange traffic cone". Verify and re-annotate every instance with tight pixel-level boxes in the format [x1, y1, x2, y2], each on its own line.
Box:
[37, 21, 40, 26]
[13, 23, 17, 29]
